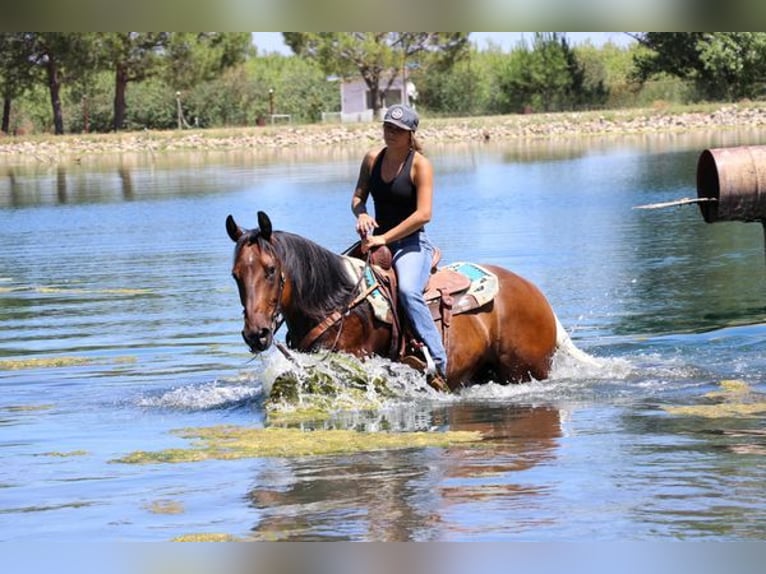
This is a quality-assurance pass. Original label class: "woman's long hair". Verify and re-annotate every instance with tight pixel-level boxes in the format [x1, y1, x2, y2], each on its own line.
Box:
[410, 132, 424, 153]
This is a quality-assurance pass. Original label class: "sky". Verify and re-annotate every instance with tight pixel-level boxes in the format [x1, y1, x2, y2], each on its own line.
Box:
[252, 32, 635, 55]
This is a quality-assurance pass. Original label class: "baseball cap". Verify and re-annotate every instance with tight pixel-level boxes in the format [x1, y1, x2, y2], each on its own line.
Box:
[383, 104, 419, 132]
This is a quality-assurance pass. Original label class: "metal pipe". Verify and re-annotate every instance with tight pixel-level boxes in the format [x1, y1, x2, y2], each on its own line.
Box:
[697, 145, 766, 262]
[697, 146, 766, 223]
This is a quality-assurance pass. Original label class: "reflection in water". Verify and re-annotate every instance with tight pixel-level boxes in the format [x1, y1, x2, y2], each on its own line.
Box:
[248, 453, 437, 541]
[621, 406, 766, 538]
[118, 165, 133, 200]
[246, 404, 562, 541]
[56, 166, 66, 203]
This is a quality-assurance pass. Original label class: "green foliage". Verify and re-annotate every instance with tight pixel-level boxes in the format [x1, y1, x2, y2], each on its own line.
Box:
[164, 32, 252, 91]
[182, 55, 336, 128]
[122, 78, 178, 131]
[185, 66, 259, 128]
[63, 71, 114, 133]
[283, 33, 469, 116]
[413, 58, 484, 116]
[632, 32, 766, 101]
[5, 32, 766, 135]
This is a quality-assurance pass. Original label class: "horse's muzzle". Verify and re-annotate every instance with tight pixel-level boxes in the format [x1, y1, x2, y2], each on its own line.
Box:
[242, 327, 273, 353]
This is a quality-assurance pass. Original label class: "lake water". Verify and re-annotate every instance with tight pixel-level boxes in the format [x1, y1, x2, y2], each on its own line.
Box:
[1, 129, 765, 541]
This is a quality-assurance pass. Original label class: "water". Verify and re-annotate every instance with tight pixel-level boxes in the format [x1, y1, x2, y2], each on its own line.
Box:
[1, 130, 765, 541]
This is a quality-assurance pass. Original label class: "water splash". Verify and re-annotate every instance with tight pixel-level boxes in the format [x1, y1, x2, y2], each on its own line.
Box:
[135, 339, 704, 417]
[137, 374, 264, 411]
[261, 350, 452, 426]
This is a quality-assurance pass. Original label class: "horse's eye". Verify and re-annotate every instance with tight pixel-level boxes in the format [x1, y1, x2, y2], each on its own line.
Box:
[265, 265, 276, 279]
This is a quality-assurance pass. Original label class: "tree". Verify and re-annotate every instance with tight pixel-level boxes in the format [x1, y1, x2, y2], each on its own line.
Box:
[21, 33, 101, 134]
[99, 33, 170, 132]
[631, 32, 766, 100]
[283, 32, 469, 118]
[99, 33, 251, 132]
[164, 32, 253, 90]
[0, 33, 37, 134]
[498, 33, 588, 113]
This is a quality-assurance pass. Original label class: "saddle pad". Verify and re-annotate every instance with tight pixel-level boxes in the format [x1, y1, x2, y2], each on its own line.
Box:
[439, 262, 499, 309]
[341, 256, 393, 324]
[342, 257, 499, 324]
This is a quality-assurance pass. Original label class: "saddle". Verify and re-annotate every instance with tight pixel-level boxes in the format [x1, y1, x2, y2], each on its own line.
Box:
[343, 242, 477, 365]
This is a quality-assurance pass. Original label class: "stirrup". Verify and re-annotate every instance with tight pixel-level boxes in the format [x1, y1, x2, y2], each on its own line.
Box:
[401, 341, 436, 373]
[426, 370, 449, 393]
[401, 354, 427, 372]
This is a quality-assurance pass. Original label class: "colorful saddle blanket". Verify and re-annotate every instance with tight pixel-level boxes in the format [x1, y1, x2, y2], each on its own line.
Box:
[341, 257, 498, 324]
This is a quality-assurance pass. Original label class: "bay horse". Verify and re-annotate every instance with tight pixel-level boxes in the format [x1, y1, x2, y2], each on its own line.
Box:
[226, 211, 562, 392]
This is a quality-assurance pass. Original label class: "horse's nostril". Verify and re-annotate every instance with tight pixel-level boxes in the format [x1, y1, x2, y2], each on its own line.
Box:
[241, 328, 272, 352]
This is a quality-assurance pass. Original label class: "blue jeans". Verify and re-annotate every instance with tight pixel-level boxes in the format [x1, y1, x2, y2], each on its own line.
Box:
[390, 232, 447, 375]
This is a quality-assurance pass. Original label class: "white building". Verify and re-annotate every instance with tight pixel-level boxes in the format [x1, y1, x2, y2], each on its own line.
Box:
[334, 77, 418, 123]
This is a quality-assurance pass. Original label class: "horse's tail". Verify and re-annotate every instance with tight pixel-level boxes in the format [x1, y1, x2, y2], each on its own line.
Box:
[553, 313, 603, 367]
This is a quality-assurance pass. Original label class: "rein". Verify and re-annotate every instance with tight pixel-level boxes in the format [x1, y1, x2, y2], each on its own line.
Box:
[296, 249, 372, 355]
[274, 249, 373, 364]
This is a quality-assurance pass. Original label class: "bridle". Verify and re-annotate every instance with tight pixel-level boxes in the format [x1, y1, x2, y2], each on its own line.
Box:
[260, 237, 287, 342]
[292, 250, 375, 354]
[243, 234, 374, 362]
[270, 270, 287, 338]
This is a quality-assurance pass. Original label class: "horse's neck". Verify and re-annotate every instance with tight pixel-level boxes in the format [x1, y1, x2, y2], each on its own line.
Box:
[278, 233, 357, 345]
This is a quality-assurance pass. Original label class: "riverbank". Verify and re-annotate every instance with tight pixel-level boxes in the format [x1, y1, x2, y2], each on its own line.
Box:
[2, 102, 766, 163]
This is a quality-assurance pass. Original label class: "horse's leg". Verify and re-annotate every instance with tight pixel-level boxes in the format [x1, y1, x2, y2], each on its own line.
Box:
[331, 304, 393, 359]
[445, 313, 495, 387]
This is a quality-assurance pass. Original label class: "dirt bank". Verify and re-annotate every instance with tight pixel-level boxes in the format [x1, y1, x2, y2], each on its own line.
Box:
[2, 103, 765, 163]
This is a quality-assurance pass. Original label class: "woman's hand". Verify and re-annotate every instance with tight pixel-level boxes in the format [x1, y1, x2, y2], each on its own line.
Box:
[361, 233, 386, 254]
[355, 213, 378, 239]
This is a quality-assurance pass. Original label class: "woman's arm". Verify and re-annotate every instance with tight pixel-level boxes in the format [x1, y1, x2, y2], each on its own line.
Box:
[352, 150, 378, 238]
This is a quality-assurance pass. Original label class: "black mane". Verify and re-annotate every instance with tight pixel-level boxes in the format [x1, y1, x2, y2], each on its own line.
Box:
[238, 229, 356, 324]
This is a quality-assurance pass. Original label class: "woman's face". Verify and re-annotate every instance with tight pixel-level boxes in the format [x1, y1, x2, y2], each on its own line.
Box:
[383, 122, 410, 146]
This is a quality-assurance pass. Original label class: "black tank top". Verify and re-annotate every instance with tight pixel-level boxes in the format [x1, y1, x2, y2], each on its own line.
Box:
[369, 148, 422, 235]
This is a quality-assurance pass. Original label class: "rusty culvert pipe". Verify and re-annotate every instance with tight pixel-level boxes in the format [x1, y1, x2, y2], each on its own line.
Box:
[696, 145, 766, 223]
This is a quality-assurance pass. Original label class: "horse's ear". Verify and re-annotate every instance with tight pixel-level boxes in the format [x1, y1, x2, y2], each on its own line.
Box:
[226, 214, 243, 242]
[257, 211, 272, 241]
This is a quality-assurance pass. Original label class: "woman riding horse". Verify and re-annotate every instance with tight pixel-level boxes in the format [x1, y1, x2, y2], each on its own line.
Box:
[226, 211, 560, 392]
[351, 104, 448, 389]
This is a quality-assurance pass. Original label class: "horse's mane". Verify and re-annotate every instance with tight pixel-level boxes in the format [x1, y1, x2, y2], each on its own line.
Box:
[239, 229, 356, 324]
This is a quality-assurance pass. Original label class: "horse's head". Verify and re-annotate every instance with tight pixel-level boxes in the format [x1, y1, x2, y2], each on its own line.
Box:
[226, 211, 284, 353]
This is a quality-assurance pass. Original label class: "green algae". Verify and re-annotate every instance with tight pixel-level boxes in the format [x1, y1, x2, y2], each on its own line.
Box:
[0, 356, 96, 370]
[146, 499, 185, 515]
[34, 286, 152, 295]
[36, 450, 88, 458]
[111, 353, 461, 465]
[0, 285, 152, 296]
[113, 425, 482, 464]
[664, 380, 766, 418]
[664, 402, 766, 418]
[172, 533, 242, 542]
[0, 355, 137, 371]
[264, 353, 402, 424]
[2, 404, 54, 413]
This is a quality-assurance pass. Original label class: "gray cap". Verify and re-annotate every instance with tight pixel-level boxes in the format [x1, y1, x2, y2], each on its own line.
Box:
[383, 104, 419, 132]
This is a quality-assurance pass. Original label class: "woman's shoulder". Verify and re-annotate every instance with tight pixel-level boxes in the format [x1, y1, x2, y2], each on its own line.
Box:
[412, 149, 432, 167]
[362, 147, 385, 165]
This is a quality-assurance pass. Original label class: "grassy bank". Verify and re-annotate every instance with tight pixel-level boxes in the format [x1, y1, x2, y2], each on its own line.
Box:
[2, 101, 766, 164]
